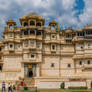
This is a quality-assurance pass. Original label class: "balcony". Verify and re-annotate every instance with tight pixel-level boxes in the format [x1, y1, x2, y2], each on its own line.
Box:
[84, 35, 92, 39]
[0, 57, 3, 64]
[37, 26, 44, 30]
[5, 38, 14, 42]
[21, 59, 41, 63]
[4, 27, 14, 33]
[44, 40, 60, 44]
[42, 51, 51, 55]
[29, 46, 36, 50]
[73, 55, 84, 60]
[73, 36, 84, 42]
[36, 35, 42, 40]
[82, 65, 92, 72]
[9, 48, 15, 52]
[22, 35, 36, 40]
[65, 37, 72, 40]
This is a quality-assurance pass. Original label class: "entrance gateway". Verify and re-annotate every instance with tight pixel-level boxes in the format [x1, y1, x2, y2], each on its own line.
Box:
[24, 64, 36, 78]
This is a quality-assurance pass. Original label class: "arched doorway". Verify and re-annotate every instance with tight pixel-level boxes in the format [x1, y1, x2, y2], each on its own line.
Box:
[28, 69, 33, 77]
[24, 64, 36, 78]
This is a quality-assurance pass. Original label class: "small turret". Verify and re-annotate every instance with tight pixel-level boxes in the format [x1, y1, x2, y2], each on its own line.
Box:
[49, 19, 59, 31]
[6, 19, 16, 30]
[19, 13, 45, 28]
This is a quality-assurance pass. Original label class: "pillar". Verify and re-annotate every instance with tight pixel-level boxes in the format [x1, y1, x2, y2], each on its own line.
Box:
[36, 64, 40, 77]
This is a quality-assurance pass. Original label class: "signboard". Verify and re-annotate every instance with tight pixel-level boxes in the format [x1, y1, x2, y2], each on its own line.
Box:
[28, 65, 32, 68]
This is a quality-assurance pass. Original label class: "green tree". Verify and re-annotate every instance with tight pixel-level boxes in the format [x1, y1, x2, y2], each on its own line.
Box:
[91, 81, 92, 89]
[60, 82, 65, 89]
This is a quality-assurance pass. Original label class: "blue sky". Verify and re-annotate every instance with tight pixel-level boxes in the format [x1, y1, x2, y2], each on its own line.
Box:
[0, 0, 92, 37]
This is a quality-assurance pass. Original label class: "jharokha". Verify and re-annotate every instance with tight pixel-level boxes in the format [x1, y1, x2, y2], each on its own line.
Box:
[0, 13, 92, 89]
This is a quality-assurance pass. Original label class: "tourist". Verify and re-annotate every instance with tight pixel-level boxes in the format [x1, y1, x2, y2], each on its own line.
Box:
[12, 85, 16, 92]
[8, 83, 12, 92]
[2, 81, 6, 92]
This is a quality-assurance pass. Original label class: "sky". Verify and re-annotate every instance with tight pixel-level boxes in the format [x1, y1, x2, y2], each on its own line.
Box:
[0, 0, 92, 38]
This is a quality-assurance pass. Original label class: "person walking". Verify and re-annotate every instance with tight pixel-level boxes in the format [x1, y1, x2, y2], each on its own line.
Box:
[2, 81, 6, 92]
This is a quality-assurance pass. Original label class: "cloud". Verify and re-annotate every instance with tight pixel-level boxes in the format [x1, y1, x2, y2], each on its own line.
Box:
[79, 0, 92, 26]
[0, 0, 89, 38]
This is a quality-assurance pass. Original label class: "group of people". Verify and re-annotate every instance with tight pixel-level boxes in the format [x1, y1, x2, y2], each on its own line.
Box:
[2, 81, 16, 92]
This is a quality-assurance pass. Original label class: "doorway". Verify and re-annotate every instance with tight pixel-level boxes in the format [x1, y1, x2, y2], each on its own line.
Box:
[24, 64, 36, 78]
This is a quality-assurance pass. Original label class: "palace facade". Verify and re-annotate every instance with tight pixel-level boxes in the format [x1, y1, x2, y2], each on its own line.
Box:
[0, 13, 92, 89]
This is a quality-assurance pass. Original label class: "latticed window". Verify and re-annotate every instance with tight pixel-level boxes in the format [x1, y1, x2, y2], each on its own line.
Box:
[24, 41, 28, 47]
[30, 41, 34, 47]
[37, 42, 41, 48]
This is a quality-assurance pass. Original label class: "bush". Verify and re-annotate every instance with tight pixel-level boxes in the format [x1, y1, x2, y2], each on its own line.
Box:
[24, 87, 28, 90]
[68, 86, 88, 89]
[24, 84, 28, 90]
[91, 81, 92, 89]
[60, 82, 65, 89]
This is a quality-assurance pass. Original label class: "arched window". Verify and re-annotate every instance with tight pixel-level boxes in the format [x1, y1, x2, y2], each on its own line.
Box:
[51, 25, 55, 30]
[0, 65, 2, 71]
[30, 30, 35, 35]
[66, 34, 71, 38]
[79, 61, 82, 65]
[68, 64, 71, 68]
[9, 25, 13, 30]
[10, 44, 13, 48]
[24, 22, 28, 27]
[36, 22, 41, 27]
[51, 63, 54, 67]
[30, 21, 35, 26]
[0, 47, 2, 51]
[87, 60, 90, 64]
[37, 31, 41, 35]
[24, 30, 28, 35]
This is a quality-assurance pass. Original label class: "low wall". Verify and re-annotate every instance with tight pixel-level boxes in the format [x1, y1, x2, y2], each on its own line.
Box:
[37, 81, 61, 89]
[65, 81, 86, 88]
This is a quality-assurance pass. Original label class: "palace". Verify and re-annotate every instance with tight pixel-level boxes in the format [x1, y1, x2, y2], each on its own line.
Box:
[0, 13, 92, 89]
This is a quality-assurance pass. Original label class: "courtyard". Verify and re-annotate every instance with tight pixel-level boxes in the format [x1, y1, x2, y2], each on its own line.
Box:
[20, 89, 92, 92]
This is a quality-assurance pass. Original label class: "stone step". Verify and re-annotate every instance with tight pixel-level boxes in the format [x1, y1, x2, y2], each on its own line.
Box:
[24, 78, 35, 87]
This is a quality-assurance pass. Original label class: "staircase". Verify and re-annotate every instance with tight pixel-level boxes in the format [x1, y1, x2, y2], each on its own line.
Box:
[24, 77, 35, 88]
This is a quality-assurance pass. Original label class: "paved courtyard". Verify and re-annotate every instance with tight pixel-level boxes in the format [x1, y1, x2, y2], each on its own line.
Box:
[1, 89, 92, 92]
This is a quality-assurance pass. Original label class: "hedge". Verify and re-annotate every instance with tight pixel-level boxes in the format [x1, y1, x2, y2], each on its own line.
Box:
[68, 86, 88, 89]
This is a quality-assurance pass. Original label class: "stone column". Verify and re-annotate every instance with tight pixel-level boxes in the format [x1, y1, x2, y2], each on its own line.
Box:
[21, 63, 24, 78]
[86, 80, 91, 89]
[36, 64, 40, 77]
